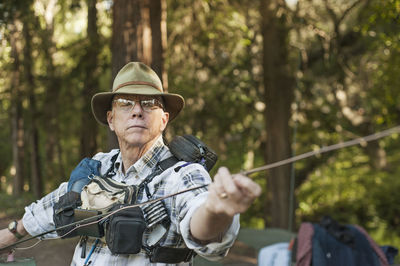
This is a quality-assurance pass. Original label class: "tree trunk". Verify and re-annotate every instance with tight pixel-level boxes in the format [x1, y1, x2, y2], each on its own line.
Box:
[111, 0, 152, 78]
[39, 0, 64, 182]
[9, 21, 25, 196]
[149, 0, 167, 88]
[261, 0, 295, 229]
[109, 0, 163, 149]
[80, 0, 99, 158]
[22, 13, 43, 197]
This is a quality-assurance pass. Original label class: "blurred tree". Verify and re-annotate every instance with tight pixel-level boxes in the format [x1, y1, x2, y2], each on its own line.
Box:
[37, 0, 65, 183]
[9, 11, 25, 196]
[150, 0, 167, 85]
[261, 0, 295, 229]
[79, 0, 100, 158]
[22, 2, 43, 197]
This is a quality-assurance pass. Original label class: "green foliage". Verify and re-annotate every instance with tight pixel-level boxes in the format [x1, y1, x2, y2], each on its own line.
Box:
[370, 147, 400, 235]
[297, 146, 376, 225]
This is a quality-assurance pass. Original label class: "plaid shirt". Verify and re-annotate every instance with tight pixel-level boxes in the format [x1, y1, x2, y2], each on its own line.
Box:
[23, 136, 240, 265]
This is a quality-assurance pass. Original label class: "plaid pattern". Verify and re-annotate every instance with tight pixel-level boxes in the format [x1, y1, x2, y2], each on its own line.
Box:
[23, 136, 239, 265]
[296, 222, 314, 266]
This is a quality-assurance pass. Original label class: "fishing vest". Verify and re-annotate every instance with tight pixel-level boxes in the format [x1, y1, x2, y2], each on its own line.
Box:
[53, 135, 218, 263]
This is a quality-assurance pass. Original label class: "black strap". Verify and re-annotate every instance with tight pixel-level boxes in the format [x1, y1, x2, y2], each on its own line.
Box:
[159, 156, 180, 172]
[148, 246, 195, 263]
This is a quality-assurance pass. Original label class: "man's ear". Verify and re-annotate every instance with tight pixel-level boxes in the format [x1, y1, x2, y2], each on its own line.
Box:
[160, 111, 169, 132]
[107, 110, 115, 131]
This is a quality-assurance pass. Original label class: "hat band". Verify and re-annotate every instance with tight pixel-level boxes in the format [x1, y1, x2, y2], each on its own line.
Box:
[114, 81, 162, 92]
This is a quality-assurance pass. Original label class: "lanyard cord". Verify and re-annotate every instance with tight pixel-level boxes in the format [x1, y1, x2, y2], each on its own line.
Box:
[2, 124, 400, 252]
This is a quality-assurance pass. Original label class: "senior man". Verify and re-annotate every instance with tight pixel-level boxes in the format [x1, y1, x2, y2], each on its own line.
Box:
[0, 62, 261, 265]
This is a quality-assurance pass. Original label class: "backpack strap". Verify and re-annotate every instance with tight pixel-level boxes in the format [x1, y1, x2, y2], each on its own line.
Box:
[138, 156, 180, 199]
[159, 156, 180, 172]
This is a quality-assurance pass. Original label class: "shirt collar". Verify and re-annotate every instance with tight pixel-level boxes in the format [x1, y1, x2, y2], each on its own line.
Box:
[117, 135, 170, 179]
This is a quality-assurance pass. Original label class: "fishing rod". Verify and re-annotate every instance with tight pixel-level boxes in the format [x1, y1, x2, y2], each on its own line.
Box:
[2, 125, 400, 252]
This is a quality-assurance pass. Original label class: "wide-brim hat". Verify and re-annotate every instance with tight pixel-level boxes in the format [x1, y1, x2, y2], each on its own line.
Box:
[91, 62, 185, 125]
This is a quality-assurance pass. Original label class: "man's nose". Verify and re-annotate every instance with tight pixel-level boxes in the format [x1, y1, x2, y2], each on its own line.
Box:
[131, 101, 143, 117]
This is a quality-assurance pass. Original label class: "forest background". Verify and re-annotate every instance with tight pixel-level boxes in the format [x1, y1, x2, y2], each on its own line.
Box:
[0, 0, 400, 256]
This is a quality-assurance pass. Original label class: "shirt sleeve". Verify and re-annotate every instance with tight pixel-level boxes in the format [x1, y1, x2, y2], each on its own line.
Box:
[174, 164, 240, 261]
[22, 182, 68, 238]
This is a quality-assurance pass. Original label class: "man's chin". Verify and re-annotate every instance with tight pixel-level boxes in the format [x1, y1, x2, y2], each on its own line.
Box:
[124, 134, 155, 147]
[125, 137, 147, 146]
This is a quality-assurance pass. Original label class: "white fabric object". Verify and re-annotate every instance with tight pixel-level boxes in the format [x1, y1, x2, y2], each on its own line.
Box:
[258, 242, 291, 266]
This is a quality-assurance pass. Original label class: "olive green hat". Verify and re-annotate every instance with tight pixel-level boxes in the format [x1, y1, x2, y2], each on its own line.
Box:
[91, 62, 185, 125]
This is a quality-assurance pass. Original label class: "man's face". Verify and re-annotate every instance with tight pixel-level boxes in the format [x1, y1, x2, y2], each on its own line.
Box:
[106, 94, 169, 149]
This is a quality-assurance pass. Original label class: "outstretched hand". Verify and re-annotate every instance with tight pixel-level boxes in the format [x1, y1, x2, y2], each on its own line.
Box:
[205, 167, 262, 217]
[190, 167, 262, 242]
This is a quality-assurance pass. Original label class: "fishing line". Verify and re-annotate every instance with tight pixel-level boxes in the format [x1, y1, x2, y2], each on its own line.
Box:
[240, 125, 400, 176]
[2, 125, 400, 252]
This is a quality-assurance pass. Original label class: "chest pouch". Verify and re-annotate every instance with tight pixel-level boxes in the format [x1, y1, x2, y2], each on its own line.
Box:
[77, 176, 139, 239]
[54, 174, 139, 239]
[105, 204, 146, 254]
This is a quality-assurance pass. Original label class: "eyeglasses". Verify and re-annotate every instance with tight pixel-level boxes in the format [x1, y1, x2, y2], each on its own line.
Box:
[113, 98, 164, 113]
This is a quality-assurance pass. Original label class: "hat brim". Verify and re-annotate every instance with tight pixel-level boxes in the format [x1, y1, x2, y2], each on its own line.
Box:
[91, 86, 184, 125]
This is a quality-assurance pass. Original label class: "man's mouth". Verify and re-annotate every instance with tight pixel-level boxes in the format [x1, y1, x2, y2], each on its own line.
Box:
[127, 125, 146, 130]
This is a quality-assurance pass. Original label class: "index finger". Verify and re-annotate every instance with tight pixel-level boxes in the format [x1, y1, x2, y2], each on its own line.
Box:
[232, 174, 262, 198]
[215, 167, 240, 195]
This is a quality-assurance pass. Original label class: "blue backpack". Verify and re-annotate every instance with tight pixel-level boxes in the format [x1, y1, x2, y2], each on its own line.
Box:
[295, 216, 393, 266]
[312, 219, 380, 266]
